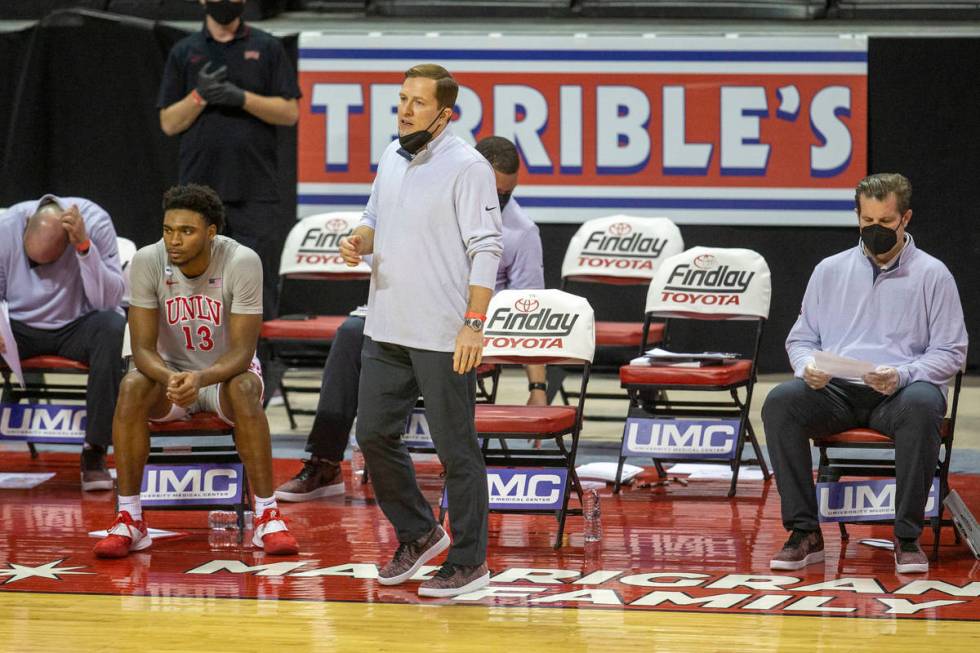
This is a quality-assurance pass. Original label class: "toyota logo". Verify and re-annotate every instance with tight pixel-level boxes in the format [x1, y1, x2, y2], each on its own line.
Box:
[608, 222, 632, 236]
[693, 254, 718, 270]
[325, 218, 349, 233]
[514, 298, 540, 313]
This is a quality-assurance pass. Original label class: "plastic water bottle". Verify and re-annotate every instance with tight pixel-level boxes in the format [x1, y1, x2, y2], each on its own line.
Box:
[207, 509, 254, 530]
[350, 444, 365, 478]
[581, 482, 603, 544]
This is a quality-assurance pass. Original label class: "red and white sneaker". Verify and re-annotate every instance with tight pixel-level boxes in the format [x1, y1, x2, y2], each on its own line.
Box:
[93, 511, 151, 558]
[252, 508, 299, 555]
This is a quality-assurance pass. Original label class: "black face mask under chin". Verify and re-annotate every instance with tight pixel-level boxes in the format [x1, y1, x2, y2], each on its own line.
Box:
[497, 191, 512, 211]
[397, 110, 446, 160]
[861, 222, 902, 256]
[206, 0, 245, 26]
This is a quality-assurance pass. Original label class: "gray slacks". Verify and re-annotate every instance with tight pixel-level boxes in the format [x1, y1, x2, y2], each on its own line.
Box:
[355, 336, 488, 566]
[762, 378, 945, 539]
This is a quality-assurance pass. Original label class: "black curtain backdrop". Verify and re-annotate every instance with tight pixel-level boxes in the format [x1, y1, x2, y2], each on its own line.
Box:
[0, 19, 975, 372]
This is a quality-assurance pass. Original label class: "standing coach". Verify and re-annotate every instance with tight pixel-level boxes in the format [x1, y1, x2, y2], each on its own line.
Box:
[339, 64, 502, 599]
[157, 0, 300, 319]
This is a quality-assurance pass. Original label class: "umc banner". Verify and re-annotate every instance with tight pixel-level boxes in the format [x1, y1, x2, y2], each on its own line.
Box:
[817, 478, 941, 523]
[0, 404, 86, 444]
[140, 463, 245, 508]
[622, 417, 740, 460]
[297, 34, 867, 225]
[443, 467, 569, 511]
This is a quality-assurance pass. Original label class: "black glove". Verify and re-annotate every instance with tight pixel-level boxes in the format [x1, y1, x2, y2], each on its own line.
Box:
[195, 62, 227, 100]
[202, 80, 247, 108]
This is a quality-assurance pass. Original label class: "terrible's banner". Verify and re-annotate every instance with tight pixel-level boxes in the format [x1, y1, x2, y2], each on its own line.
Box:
[298, 34, 867, 225]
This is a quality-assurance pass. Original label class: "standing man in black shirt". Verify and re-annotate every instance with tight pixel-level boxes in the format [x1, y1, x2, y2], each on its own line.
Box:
[157, 0, 300, 319]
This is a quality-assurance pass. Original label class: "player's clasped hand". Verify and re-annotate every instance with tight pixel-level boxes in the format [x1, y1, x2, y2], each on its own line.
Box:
[453, 326, 483, 374]
[803, 363, 832, 391]
[339, 234, 362, 267]
[167, 371, 202, 408]
[863, 366, 899, 395]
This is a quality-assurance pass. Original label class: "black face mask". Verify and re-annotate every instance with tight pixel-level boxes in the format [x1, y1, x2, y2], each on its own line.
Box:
[396, 109, 447, 160]
[206, 0, 245, 26]
[497, 191, 512, 211]
[861, 221, 903, 256]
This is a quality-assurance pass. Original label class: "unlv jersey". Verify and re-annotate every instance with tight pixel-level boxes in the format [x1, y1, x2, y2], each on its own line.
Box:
[128, 235, 263, 371]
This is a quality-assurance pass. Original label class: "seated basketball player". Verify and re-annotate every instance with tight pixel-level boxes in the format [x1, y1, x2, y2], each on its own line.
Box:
[94, 184, 298, 558]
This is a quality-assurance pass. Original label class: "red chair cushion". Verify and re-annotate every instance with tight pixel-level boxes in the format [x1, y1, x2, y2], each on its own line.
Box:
[595, 321, 664, 347]
[20, 356, 89, 371]
[260, 315, 347, 340]
[619, 359, 752, 387]
[148, 412, 231, 434]
[475, 405, 578, 434]
[815, 420, 952, 446]
[813, 428, 892, 446]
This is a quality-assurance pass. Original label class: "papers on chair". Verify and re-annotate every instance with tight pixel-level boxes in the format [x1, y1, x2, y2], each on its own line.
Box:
[630, 347, 739, 367]
[576, 461, 644, 484]
[0, 472, 55, 489]
[349, 304, 368, 318]
[812, 350, 876, 380]
[0, 301, 25, 389]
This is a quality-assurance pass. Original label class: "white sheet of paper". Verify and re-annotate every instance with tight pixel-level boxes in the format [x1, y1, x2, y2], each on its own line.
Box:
[813, 350, 877, 380]
[576, 461, 644, 483]
[0, 301, 25, 389]
[688, 466, 765, 481]
[0, 472, 55, 489]
[666, 464, 764, 480]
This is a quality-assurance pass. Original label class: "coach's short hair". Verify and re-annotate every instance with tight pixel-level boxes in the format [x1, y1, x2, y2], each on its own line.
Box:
[404, 63, 458, 110]
[476, 136, 520, 175]
[855, 173, 912, 215]
[162, 184, 225, 233]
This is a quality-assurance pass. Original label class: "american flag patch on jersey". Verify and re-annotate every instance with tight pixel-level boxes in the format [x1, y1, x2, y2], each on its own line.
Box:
[244, 50, 260, 60]
[208, 277, 222, 288]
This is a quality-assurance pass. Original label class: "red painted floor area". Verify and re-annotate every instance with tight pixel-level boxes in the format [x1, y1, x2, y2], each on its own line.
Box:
[1, 451, 978, 621]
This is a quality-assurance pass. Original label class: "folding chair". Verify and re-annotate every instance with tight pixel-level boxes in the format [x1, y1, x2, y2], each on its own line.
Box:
[615, 246, 772, 497]
[259, 212, 371, 428]
[814, 372, 963, 561]
[117, 236, 137, 308]
[468, 289, 596, 549]
[558, 215, 683, 420]
[0, 356, 90, 458]
[142, 412, 252, 536]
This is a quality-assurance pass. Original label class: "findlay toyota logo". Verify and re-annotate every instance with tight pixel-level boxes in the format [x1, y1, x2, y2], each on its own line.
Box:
[325, 218, 349, 233]
[514, 298, 540, 313]
[485, 299, 580, 350]
[693, 254, 718, 270]
[608, 222, 632, 236]
[660, 259, 757, 307]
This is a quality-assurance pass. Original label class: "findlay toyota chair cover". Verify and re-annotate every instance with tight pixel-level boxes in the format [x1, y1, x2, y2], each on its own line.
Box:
[616, 247, 772, 497]
[557, 215, 684, 420]
[259, 212, 371, 428]
[470, 289, 595, 549]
